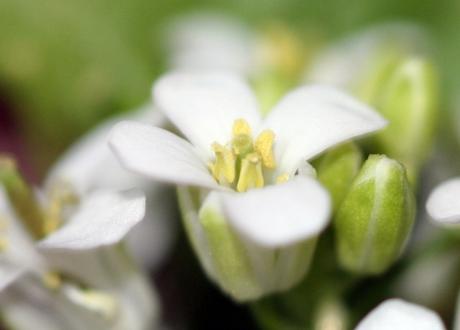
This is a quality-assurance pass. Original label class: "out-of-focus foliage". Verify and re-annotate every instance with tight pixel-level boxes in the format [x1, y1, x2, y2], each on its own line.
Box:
[1, 0, 460, 175]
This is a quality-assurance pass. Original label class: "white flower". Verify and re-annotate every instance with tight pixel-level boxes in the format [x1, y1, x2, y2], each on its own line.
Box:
[0, 164, 157, 329]
[426, 178, 460, 225]
[46, 105, 177, 270]
[111, 72, 386, 247]
[305, 23, 429, 89]
[165, 12, 306, 80]
[165, 13, 257, 75]
[355, 299, 445, 330]
[109, 72, 385, 301]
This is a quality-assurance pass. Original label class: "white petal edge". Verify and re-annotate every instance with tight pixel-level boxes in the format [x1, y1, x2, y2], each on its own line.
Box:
[109, 121, 222, 190]
[356, 299, 445, 330]
[426, 178, 460, 225]
[262, 85, 387, 174]
[220, 176, 331, 247]
[38, 189, 145, 250]
[153, 71, 261, 159]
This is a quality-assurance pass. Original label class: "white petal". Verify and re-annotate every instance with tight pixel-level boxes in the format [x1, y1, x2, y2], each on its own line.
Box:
[39, 190, 145, 250]
[110, 121, 221, 190]
[262, 85, 387, 174]
[426, 178, 460, 224]
[221, 176, 331, 247]
[0, 261, 23, 292]
[166, 13, 256, 74]
[153, 72, 261, 158]
[46, 105, 164, 194]
[356, 299, 445, 330]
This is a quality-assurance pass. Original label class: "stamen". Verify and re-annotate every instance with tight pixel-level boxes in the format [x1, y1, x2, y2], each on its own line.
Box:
[0, 217, 7, 252]
[232, 134, 253, 158]
[276, 173, 290, 184]
[233, 119, 252, 136]
[0, 238, 8, 252]
[64, 285, 118, 321]
[211, 143, 235, 185]
[43, 181, 79, 235]
[42, 271, 62, 290]
[237, 153, 264, 192]
[255, 130, 276, 169]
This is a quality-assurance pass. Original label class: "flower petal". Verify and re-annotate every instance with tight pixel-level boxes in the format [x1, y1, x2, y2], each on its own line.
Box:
[221, 176, 331, 247]
[356, 299, 445, 330]
[153, 72, 261, 158]
[46, 105, 164, 194]
[262, 85, 387, 174]
[0, 261, 23, 293]
[110, 121, 221, 190]
[39, 190, 145, 250]
[426, 178, 460, 224]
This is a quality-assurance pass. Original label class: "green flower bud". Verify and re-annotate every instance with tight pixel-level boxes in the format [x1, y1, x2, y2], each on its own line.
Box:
[0, 155, 45, 239]
[177, 186, 317, 302]
[359, 56, 439, 184]
[313, 143, 363, 211]
[335, 155, 415, 275]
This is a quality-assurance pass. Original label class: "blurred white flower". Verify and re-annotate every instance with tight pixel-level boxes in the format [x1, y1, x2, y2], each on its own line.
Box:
[426, 178, 460, 225]
[306, 23, 430, 89]
[165, 12, 307, 79]
[109, 72, 386, 300]
[355, 299, 445, 330]
[165, 13, 257, 75]
[0, 165, 158, 329]
[47, 105, 177, 270]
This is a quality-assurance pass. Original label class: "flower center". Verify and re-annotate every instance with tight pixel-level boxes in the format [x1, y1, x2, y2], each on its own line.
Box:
[209, 119, 288, 192]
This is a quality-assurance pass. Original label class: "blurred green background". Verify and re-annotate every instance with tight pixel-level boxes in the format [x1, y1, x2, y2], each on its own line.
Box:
[1, 0, 459, 176]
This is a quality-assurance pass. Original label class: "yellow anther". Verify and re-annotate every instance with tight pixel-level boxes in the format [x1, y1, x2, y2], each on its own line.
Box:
[0, 238, 8, 252]
[237, 153, 264, 192]
[211, 143, 235, 185]
[42, 271, 62, 290]
[233, 119, 252, 137]
[43, 201, 61, 235]
[276, 173, 290, 184]
[255, 130, 276, 169]
[43, 182, 79, 235]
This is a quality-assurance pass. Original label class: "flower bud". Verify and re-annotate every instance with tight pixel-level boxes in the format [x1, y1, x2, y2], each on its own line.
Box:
[178, 187, 317, 302]
[359, 57, 439, 184]
[334, 155, 415, 275]
[313, 143, 362, 211]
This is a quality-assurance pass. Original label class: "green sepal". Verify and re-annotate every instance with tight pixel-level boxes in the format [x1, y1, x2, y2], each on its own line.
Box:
[199, 194, 263, 301]
[335, 155, 415, 275]
[313, 143, 363, 211]
[177, 187, 319, 302]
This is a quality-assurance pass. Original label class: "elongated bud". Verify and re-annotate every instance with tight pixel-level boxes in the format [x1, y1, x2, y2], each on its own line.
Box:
[335, 155, 415, 275]
[178, 187, 317, 301]
[313, 143, 362, 211]
[0, 155, 45, 239]
[361, 57, 439, 184]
